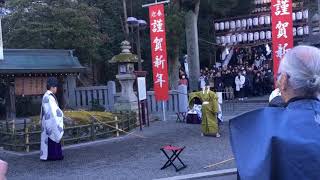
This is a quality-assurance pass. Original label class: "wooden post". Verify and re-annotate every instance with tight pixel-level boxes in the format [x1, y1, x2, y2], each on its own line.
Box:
[9, 83, 16, 131]
[25, 126, 29, 152]
[12, 128, 16, 151]
[77, 127, 80, 143]
[90, 121, 95, 141]
[115, 116, 119, 137]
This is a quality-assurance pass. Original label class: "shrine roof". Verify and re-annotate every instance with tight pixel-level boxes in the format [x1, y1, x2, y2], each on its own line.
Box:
[0, 49, 85, 74]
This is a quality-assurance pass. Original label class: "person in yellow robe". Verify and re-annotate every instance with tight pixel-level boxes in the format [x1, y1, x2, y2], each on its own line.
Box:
[189, 86, 220, 137]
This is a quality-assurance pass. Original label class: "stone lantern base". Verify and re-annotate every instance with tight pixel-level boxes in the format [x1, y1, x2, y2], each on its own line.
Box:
[114, 74, 138, 113]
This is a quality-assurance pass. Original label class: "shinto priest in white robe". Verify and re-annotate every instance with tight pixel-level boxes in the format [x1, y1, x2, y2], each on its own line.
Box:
[40, 90, 64, 160]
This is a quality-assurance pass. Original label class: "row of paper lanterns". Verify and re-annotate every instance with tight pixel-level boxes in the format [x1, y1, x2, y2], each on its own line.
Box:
[254, 0, 271, 5]
[254, 1, 304, 7]
[214, 10, 309, 31]
[216, 26, 309, 45]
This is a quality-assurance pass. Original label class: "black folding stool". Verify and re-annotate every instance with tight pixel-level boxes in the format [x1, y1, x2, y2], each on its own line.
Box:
[160, 145, 187, 172]
[176, 112, 187, 123]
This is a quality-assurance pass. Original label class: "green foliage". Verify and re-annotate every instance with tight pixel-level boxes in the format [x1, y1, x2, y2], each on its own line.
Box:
[165, 3, 186, 59]
[3, 0, 105, 64]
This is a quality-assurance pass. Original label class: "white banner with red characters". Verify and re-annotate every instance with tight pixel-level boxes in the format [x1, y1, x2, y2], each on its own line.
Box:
[149, 4, 169, 101]
[271, 0, 294, 79]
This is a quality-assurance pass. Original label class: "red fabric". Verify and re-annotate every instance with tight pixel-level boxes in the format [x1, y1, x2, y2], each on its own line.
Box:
[162, 145, 183, 151]
[149, 4, 169, 101]
[271, 0, 294, 83]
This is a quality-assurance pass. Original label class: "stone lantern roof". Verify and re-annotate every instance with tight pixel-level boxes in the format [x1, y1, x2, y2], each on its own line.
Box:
[109, 41, 142, 63]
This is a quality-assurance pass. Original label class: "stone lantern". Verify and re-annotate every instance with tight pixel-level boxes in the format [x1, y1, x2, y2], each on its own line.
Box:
[109, 41, 141, 112]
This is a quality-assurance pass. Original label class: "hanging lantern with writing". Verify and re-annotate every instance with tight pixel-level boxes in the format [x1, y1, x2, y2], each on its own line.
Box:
[266, 31, 272, 39]
[242, 33, 248, 42]
[225, 35, 231, 44]
[303, 10, 308, 19]
[253, 17, 259, 26]
[247, 18, 253, 27]
[225, 21, 230, 30]
[219, 22, 225, 31]
[248, 32, 254, 41]
[296, 11, 303, 20]
[231, 35, 237, 43]
[241, 19, 247, 28]
[297, 26, 304, 36]
[260, 31, 266, 39]
[254, 32, 260, 41]
[265, 15, 271, 25]
[237, 34, 243, 42]
[259, 16, 265, 25]
[292, 12, 296, 21]
[215, 23, 220, 31]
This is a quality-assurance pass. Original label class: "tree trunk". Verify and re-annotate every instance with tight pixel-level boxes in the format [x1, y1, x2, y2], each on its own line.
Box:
[122, 0, 129, 39]
[168, 46, 181, 90]
[185, 0, 200, 91]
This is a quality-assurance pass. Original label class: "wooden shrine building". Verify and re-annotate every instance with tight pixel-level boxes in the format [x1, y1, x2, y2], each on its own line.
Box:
[0, 49, 84, 121]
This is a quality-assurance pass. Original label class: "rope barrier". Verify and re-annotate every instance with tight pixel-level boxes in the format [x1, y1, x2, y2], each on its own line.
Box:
[203, 157, 235, 169]
[79, 110, 146, 139]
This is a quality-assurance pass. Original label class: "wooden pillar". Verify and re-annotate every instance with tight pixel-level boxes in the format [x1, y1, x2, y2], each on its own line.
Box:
[65, 75, 77, 108]
[6, 80, 16, 121]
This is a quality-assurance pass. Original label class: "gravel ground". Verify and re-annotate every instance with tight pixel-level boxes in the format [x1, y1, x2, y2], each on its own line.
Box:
[1, 119, 236, 180]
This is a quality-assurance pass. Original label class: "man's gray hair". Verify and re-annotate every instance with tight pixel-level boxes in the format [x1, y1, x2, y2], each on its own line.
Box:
[278, 45, 320, 96]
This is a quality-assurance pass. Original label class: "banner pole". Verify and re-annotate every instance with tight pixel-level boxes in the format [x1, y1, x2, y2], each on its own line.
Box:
[162, 101, 166, 121]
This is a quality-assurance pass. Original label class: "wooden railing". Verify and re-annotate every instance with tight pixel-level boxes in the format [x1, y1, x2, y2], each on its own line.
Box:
[0, 112, 136, 152]
[74, 83, 116, 111]
[74, 82, 189, 115]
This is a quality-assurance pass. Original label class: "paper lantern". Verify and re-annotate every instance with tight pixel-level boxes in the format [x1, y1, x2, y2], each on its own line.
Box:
[241, 19, 247, 28]
[248, 33, 254, 41]
[297, 27, 304, 36]
[247, 18, 253, 27]
[225, 35, 231, 44]
[216, 37, 221, 44]
[214, 23, 220, 31]
[219, 22, 225, 31]
[236, 20, 241, 28]
[292, 12, 296, 21]
[231, 35, 237, 43]
[242, 33, 248, 42]
[237, 34, 242, 42]
[304, 26, 309, 35]
[265, 15, 271, 25]
[303, 10, 308, 19]
[253, 17, 259, 26]
[225, 21, 230, 30]
[230, 21, 236, 29]
[259, 16, 265, 25]
[254, 32, 260, 41]
[260, 31, 266, 39]
[296, 11, 303, 20]
[266, 31, 272, 39]
[221, 36, 226, 44]
[293, 27, 297, 36]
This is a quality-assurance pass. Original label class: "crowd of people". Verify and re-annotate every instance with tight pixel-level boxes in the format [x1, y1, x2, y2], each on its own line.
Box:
[179, 63, 274, 100]
[198, 63, 274, 100]
[179, 45, 274, 100]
